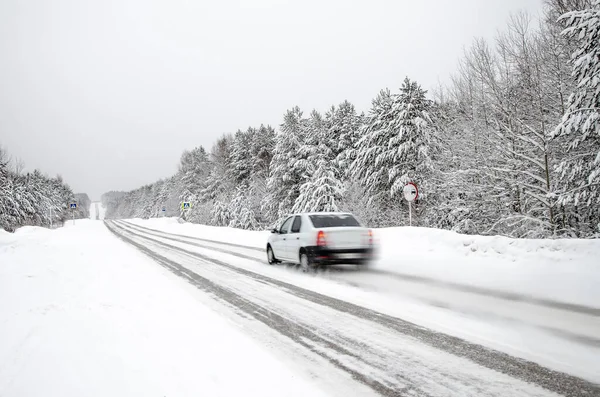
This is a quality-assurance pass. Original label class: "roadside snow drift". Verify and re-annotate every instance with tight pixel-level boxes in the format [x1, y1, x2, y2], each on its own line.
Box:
[127, 218, 600, 309]
[0, 221, 325, 397]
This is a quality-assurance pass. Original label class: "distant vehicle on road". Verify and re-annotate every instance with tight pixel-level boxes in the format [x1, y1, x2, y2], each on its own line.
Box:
[266, 212, 375, 271]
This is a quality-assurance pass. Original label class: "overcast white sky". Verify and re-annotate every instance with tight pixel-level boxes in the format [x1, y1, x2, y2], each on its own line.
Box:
[0, 0, 543, 200]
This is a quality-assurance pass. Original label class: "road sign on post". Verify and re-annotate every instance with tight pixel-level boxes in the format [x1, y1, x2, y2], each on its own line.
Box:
[403, 183, 418, 227]
[180, 202, 191, 222]
[70, 203, 77, 225]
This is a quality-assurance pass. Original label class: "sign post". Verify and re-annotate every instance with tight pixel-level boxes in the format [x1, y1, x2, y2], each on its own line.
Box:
[181, 202, 191, 221]
[70, 203, 77, 225]
[402, 183, 418, 227]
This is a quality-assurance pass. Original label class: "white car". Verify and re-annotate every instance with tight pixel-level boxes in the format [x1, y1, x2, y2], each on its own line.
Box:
[266, 212, 375, 271]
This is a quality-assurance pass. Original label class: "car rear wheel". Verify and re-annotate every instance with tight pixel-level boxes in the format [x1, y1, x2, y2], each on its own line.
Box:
[299, 252, 311, 272]
[267, 245, 279, 265]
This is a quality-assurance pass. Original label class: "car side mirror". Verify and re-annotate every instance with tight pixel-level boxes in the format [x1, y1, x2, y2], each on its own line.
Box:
[271, 228, 279, 234]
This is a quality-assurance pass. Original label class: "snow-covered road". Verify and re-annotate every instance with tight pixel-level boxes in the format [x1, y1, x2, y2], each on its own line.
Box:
[104, 219, 600, 396]
[88, 202, 106, 220]
[1, 218, 598, 396]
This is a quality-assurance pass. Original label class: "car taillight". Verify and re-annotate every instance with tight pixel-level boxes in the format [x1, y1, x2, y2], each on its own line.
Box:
[368, 229, 373, 245]
[317, 230, 327, 247]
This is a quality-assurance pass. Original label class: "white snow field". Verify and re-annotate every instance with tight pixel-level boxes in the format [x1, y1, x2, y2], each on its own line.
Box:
[0, 221, 327, 397]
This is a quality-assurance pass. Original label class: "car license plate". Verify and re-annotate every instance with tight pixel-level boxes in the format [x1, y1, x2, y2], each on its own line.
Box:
[337, 253, 361, 259]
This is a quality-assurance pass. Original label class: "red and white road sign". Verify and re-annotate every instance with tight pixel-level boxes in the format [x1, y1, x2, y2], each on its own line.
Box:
[403, 182, 418, 202]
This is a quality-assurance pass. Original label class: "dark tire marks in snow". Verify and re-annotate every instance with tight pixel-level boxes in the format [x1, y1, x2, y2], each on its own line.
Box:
[105, 220, 599, 397]
[120, 220, 600, 318]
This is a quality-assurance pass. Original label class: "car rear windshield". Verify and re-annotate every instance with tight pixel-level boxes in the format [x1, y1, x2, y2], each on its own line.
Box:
[309, 214, 361, 228]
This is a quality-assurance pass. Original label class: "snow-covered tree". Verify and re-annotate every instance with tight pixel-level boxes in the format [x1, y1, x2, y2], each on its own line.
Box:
[0, 146, 78, 231]
[95, 4, 597, 238]
[0, 148, 15, 230]
[200, 136, 233, 203]
[264, 107, 308, 220]
[553, 0, 600, 235]
[229, 129, 253, 184]
[178, 146, 210, 211]
[292, 110, 344, 213]
[251, 125, 276, 177]
[326, 101, 364, 177]
[227, 185, 260, 229]
[210, 200, 230, 226]
[351, 79, 435, 225]
[293, 159, 344, 213]
[434, 7, 585, 237]
[479, 14, 564, 236]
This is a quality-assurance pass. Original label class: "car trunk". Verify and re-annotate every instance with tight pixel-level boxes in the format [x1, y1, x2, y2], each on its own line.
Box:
[320, 227, 370, 249]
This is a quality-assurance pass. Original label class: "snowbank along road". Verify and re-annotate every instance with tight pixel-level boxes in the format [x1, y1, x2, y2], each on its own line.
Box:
[105, 219, 600, 397]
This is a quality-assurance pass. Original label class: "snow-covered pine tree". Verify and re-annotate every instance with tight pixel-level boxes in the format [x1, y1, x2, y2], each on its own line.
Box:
[264, 107, 308, 220]
[163, 175, 183, 217]
[0, 148, 16, 231]
[200, 136, 233, 204]
[326, 101, 364, 178]
[227, 184, 260, 230]
[226, 124, 276, 227]
[229, 129, 253, 184]
[351, 79, 435, 226]
[53, 175, 74, 225]
[0, 146, 77, 230]
[74, 193, 91, 220]
[293, 158, 344, 213]
[251, 124, 276, 177]
[553, 0, 600, 235]
[179, 146, 210, 206]
[349, 89, 393, 209]
[387, 79, 435, 198]
[247, 125, 276, 226]
[292, 110, 344, 213]
[210, 200, 230, 226]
